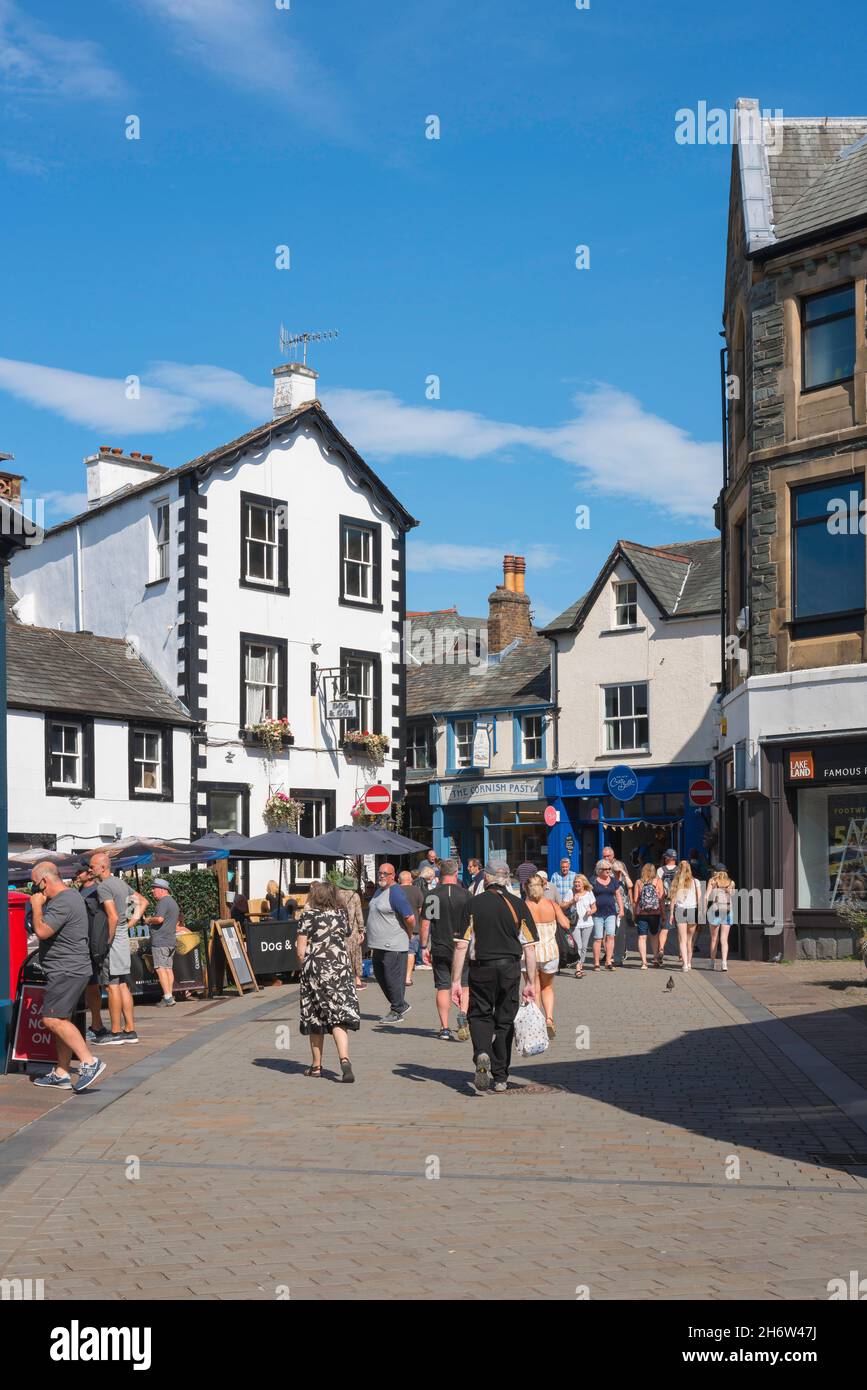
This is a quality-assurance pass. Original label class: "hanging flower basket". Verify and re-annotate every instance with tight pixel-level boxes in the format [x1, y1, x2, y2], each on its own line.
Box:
[341, 730, 390, 763]
[263, 791, 305, 831]
[248, 717, 294, 755]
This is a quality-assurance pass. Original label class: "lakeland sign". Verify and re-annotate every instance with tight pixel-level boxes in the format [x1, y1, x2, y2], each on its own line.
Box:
[437, 777, 544, 806]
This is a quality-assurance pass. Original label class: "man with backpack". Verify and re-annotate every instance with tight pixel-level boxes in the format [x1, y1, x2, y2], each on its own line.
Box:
[655, 848, 678, 965]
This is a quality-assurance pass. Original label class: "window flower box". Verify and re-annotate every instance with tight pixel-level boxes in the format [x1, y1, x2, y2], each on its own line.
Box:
[245, 717, 294, 755]
[340, 730, 390, 764]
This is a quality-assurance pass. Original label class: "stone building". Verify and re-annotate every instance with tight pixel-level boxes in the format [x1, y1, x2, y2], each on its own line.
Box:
[717, 98, 867, 958]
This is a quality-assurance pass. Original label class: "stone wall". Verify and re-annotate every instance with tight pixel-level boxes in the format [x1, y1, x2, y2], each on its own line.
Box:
[749, 465, 778, 675]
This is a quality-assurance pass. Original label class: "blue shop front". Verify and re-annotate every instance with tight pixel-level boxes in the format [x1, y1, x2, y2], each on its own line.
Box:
[431, 773, 549, 869]
[544, 763, 713, 875]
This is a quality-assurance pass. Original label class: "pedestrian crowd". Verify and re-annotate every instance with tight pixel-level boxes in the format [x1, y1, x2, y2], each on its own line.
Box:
[296, 844, 737, 1093]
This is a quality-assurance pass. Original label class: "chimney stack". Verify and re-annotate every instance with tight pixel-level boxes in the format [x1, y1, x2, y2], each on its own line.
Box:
[487, 553, 533, 654]
[272, 362, 319, 417]
[84, 446, 166, 507]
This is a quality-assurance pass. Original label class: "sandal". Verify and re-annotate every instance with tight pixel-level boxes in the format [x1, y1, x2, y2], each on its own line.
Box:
[304, 1066, 323, 1077]
[546, 1019, 556, 1039]
[338, 1058, 355, 1084]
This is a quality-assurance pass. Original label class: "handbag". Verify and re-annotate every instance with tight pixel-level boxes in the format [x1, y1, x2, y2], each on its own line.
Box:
[556, 923, 580, 967]
[513, 1000, 550, 1056]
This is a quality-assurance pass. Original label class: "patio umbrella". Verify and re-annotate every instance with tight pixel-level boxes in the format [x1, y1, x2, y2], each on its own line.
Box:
[309, 825, 429, 856]
[190, 832, 252, 854]
[8, 852, 87, 884]
[240, 831, 333, 857]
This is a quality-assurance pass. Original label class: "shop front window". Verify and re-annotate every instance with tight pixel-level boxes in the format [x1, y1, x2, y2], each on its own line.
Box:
[797, 785, 867, 908]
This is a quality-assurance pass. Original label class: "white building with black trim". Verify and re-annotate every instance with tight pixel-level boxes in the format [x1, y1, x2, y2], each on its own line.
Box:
[11, 363, 417, 891]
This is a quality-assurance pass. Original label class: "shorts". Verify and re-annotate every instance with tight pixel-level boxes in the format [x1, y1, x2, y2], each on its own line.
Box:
[635, 915, 661, 936]
[432, 953, 468, 991]
[98, 958, 129, 987]
[152, 945, 176, 969]
[593, 914, 617, 939]
[536, 955, 559, 976]
[43, 972, 90, 1021]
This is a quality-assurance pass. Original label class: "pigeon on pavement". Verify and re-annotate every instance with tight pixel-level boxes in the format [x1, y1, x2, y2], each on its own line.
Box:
[665, 976, 675, 992]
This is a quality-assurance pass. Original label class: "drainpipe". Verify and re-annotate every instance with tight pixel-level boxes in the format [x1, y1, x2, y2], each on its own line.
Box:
[74, 523, 84, 631]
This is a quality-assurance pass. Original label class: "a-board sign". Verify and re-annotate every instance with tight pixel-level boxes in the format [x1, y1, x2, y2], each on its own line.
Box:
[245, 921, 300, 974]
[210, 920, 260, 995]
[10, 983, 85, 1065]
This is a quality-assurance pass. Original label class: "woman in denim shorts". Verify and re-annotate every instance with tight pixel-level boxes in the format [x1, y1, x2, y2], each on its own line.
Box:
[589, 862, 624, 972]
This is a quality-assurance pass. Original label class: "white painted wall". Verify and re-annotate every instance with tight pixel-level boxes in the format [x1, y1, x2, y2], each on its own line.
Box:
[11, 484, 183, 693]
[719, 664, 867, 752]
[555, 559, 721, 770]
[7, 711, 191, 848]
[199, 427, 401, 891]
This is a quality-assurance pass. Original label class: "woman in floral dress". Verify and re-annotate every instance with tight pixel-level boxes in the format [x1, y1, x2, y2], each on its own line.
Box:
[297, 880, 360, 1082]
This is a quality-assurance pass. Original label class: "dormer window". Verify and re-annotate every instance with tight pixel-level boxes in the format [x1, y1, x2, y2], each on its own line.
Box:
[802, 285, 855, 391]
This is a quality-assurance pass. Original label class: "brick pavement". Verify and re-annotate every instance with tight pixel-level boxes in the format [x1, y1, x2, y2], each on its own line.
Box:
[1, 960, 867, 1300]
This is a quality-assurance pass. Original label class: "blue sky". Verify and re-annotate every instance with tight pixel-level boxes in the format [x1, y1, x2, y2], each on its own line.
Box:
[0, 0, 863, 625]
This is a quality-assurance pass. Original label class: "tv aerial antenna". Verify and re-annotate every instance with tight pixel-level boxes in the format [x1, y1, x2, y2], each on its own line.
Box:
[278, 327, 339, 366]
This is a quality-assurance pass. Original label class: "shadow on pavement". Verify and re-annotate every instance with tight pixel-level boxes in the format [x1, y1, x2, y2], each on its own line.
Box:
[393, 1004, 867, 1177]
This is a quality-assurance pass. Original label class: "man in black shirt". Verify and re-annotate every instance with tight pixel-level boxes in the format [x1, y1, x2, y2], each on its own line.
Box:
[420, 858, 471, 1041]
[451, 862, 538, 1093]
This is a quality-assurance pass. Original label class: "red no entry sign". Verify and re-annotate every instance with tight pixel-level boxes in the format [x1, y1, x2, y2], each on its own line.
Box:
[689, 779, 714, 807]
[364, 783, 392, 815]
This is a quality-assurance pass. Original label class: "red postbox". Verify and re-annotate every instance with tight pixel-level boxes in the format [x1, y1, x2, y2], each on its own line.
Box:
[8, 890, 30, 1000]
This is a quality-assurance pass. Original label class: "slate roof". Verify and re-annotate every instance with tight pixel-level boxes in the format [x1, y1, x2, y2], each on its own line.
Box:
[541, 538, 720, 633]
[405, 617, 551, 718]
[7, 625, 194, 724]
[43, 400, 418, 536]
[772, 125, 867, 242]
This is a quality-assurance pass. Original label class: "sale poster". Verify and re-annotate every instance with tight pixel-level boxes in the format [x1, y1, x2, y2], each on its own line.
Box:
[827, 794, 867, 905]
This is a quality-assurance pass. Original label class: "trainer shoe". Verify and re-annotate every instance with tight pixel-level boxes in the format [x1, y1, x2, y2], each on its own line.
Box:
[396, 1002, 412, 1018]
[379, 1010, 403, 1024]
[33, 1069, 72, 1089]
[473, 1052, 492, 1092]
[158, 996, 176, 1007]
[73, 1059, 106, 1093]
[100, 1033, 127, 1045]
[86, 1027, 108, 1044]
[437, 1028, 452, 1041]
[494, 1081, 507, 1093]
[455, 1012, 470, 1041]
[121, 1031, 140, 1044]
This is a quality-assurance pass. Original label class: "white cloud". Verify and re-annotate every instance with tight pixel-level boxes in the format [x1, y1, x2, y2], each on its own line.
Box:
[325, 383, 719, 522]
[139, 0, 350, 138]
[0, 359, 199, 433]
[43, 490, 89, 519]
[0, 1, 126, 99]
[0, 149, 52, 176]
[147, 362, 270, 419]
[408, 542, 560, 573]
[0, 356, 719, 523]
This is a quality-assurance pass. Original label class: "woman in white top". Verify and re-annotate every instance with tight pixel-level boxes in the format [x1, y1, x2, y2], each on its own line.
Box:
[524, 874, 571, 1037]
[669, 861, 699, 971]
[569, 874, 596, 979]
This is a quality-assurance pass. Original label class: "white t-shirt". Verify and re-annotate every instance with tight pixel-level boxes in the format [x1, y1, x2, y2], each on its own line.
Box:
[573, 891, 595, 924]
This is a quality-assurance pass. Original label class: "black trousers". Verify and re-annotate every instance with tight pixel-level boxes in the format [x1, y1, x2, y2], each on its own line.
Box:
[371, 948, 407, 1012]
[467, 957, 522, 1083]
